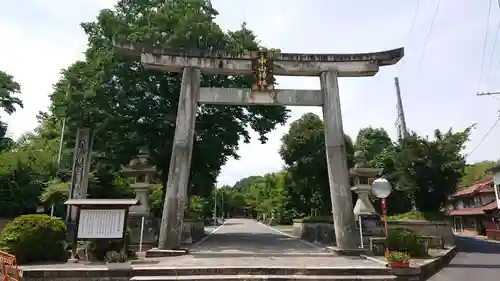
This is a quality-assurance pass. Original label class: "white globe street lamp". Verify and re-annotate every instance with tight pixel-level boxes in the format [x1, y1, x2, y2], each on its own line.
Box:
[371, 177, 392, 255]
[371, 178, 392, 199]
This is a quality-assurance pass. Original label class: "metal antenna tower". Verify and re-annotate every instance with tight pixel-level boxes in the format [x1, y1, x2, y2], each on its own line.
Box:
[394, 77, 409, 140]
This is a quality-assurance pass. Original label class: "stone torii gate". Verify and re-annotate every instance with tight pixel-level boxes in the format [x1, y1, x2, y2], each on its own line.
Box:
[114, 41, 403, 251]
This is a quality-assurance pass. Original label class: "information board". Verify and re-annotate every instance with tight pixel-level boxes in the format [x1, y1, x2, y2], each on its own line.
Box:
[77, 209, 126, 239]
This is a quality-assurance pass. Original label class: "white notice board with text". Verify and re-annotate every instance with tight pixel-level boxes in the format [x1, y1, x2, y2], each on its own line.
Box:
[77, 209, 126, 239]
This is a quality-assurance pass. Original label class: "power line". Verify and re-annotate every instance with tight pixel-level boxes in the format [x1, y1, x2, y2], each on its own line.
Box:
[398, 0, 421, 72]
[414, 0, 442, 79]
[490, 0, 500, 85]
[465, 112, 500, 159]
[486, 1, 500, 88]
[478, 0, 494, 92]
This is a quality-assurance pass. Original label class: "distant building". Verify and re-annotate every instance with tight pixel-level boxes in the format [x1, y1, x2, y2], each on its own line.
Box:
[445, 178, 498, 235]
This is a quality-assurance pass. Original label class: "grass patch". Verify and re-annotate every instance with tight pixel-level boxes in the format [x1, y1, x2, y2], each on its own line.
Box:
[387, 211, 445, 221]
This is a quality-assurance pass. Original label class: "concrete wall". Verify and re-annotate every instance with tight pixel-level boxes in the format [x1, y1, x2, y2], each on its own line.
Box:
[181, 219, 205, 244]
[291, 221, 335, 245]
[292, 219, 455, 246]
[388, 220, 455, 245]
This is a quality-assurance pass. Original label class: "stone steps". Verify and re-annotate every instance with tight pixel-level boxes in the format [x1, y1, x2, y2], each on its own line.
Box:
[131, 275, 397, 281]
[132, 266, 392, 276]
[131, 266, 397, 281]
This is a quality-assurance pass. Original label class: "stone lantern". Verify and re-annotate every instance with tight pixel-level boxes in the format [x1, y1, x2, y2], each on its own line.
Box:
[349, 150, 384, 238]
[122, 146, 157, 250]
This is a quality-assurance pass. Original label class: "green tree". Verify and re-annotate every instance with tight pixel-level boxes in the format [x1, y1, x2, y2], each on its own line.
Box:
[0, 152, 43, 217]
[0, 70, 23, 115]
[410, 128, 471, 212]
[0, 113, 62, 218]
[0, 70, 23, 152]
[373, 128, 471, 213]
[48, 0, 289, 202]
[355, 127, 393, 162]
[279, 112, 354, 217]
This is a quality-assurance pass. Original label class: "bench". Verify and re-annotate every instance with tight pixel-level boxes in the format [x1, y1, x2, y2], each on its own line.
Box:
[0, 251, 19, 281]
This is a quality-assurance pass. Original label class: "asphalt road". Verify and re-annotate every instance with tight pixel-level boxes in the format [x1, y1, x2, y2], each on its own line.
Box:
[191, 218, 327, 256]
[196, 219, 500, 280]
[428, 236, 500, 281]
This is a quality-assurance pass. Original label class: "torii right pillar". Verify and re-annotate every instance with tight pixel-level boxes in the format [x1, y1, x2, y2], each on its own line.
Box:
[320, 52, 403, 249]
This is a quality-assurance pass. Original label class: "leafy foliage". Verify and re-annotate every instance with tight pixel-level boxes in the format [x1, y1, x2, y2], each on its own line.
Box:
[460, 160, 498, 187]
[370, 128, 471, 214]
[355, 127, 393, 162]
[49, 0, 289, 201]
[386, 228, 427, 257]
[39, 175, 134, 218]
[279, 113, 354, 217]
[386, 211, 445, 221]
[105, 250, 128, 263]
[0, 70, 23, 114]
[0, 214, 67, 264]
[0, 152, 44, 217]
[85, 230, 134, 261]
[0, 70, 23, 152]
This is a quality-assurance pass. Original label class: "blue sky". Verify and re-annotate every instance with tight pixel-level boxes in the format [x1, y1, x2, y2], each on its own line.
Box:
[1, 0, 500, 186]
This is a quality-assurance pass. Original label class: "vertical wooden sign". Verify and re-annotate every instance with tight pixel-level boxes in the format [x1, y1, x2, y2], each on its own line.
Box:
[67, 128, 93, 221]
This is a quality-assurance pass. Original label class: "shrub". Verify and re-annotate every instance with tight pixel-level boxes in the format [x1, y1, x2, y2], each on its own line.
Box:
[0, 214, 67, 264]
[386, 228, 427, 257]
[104, 251, 128, 263]
[85, 229, 136, 261]
[387, 211, 445, 221]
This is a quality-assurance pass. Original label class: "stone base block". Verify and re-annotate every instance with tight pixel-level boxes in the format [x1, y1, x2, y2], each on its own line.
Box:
[130, 259, 160, 265]
[326, 246, 369, 256]
[145, 248, 189, 258]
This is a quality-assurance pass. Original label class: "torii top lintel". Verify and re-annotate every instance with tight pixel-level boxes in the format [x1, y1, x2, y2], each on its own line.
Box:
[113, 40, 404, 77]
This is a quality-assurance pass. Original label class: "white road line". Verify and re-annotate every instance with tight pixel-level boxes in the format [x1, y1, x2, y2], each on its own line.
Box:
[191, 220, 228, 248]
[256, 220, 325, 250]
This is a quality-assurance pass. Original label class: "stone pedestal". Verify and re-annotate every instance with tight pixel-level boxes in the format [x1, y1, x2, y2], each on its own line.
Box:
[128, 215, 156, 251]
[351, 184, 384, 237]
[181, 219, 205, 244]
[130, 184, 150, 215]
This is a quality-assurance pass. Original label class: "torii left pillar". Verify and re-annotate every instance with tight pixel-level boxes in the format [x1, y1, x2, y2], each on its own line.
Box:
[157, 67, 200, 251]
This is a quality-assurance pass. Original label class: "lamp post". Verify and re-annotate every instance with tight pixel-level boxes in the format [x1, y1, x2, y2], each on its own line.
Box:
[371, 178, 392, 254]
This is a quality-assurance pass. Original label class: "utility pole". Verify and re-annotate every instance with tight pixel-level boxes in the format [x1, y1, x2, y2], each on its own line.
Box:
[51, 92, 69, 217]
[213, 188, 217, 226]
[221, 191, 224, 221]
[394, 77, 409, 139]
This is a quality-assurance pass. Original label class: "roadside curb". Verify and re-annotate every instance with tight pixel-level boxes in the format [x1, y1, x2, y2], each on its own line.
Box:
[419, 245, 457, 280]
[360, 245, 458, 281]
